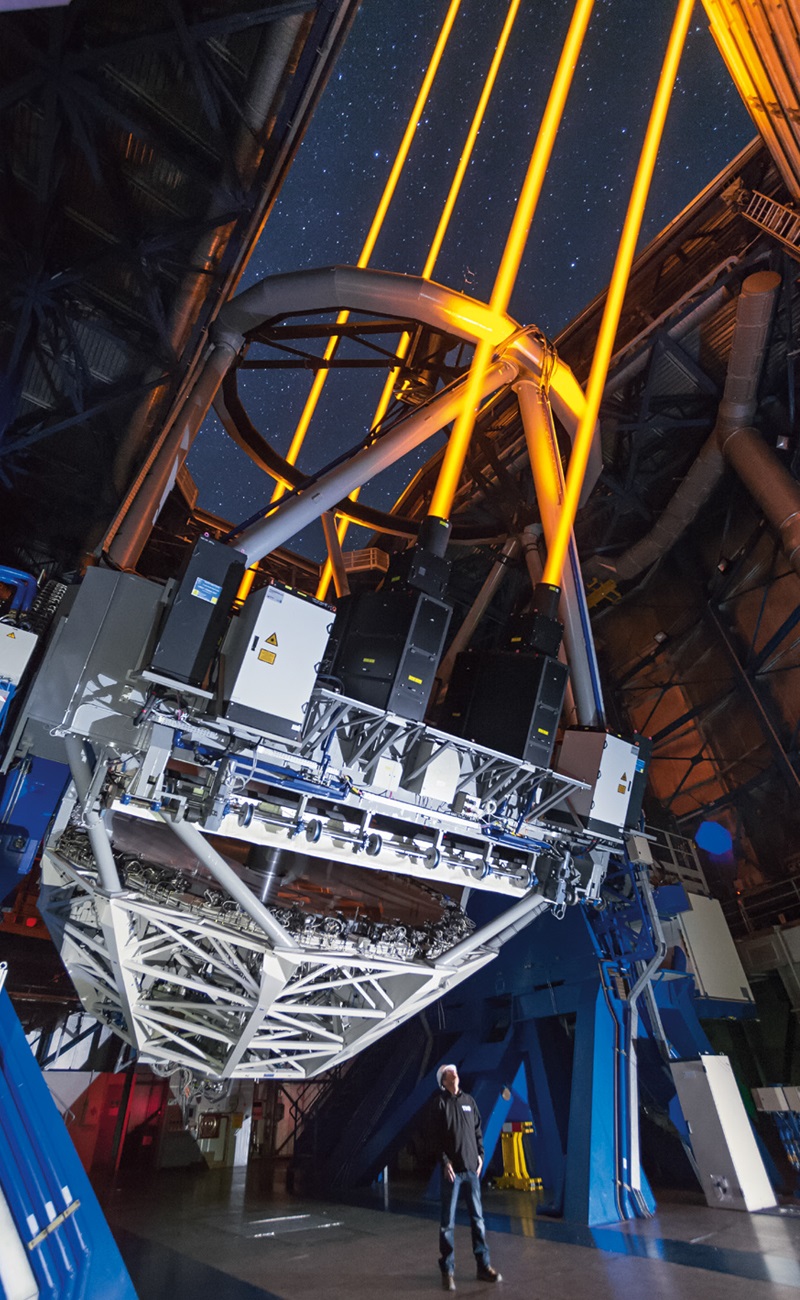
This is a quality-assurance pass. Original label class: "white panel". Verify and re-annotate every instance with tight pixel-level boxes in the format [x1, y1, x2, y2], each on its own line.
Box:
[223, 585, 332, 732]
[671, 1054, 776, 1211]
[677, 893, 754, 1002]
[557, 730, 637, 830]
[0, 627, 37, 687]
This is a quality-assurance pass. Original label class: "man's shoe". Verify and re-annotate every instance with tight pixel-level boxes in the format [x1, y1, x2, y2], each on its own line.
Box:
[441, 1273, 456, 1292]
[476, 1266, 502, 1283]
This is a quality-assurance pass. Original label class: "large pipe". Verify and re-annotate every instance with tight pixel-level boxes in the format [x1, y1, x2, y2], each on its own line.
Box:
[159, 814, 294, 948]
[234, 357, 518, 564]
[591, 269, 784, 585]
[213, 265, 602, 504]
[64, 737, 122, 895]
[719, 424, 800, 577]
[517, 379, 603, 724]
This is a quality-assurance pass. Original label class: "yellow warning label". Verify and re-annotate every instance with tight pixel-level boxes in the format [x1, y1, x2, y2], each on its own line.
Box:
[408, 675, 423, 685]
[266, 633, 278, 646]
[258, 649, 277, 665]
[6, 632, 15, 639]
[537, 728, 550, 736]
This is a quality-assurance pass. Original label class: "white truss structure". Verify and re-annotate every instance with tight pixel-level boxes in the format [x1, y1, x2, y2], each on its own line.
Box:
[39, 849, 502, 1080]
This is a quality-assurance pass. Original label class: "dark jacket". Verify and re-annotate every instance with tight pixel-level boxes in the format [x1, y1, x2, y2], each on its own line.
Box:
[430, 1087, 484, 1174]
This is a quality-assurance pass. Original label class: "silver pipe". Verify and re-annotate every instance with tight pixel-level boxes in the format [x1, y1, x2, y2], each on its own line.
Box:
[235, 358, 517, 564]
[159, 813, 294, 948]
[517, 379, 602, 725]
[438, 890, 547, 968]
[64, 736, 122, 894]
[212, 265, 603, 502]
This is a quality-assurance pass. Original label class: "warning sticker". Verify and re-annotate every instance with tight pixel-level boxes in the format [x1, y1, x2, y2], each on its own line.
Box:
[266, 633, 278, 646]
[258, 648, 276, 665]
[191, 577, 222, 605]
[6, 632, 15, 639]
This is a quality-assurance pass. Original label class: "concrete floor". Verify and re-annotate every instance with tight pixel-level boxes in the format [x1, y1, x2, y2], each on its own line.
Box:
[102, 1168, 800, 1300]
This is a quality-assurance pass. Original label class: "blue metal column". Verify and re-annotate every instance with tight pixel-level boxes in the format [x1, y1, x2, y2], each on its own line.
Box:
[0, 966, 138, 1299]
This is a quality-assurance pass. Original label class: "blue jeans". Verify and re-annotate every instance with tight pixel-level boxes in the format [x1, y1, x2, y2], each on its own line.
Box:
[439, 1169, 491, 1276]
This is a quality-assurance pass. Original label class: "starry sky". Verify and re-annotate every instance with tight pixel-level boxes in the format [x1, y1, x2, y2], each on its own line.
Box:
[187, 0, 754, 560]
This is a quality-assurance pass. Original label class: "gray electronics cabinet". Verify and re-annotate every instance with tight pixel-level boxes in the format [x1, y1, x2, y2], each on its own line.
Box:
[557, 729, 640, 835]
[220, 583, 333, 740]
[671, 1054, 776, 1212]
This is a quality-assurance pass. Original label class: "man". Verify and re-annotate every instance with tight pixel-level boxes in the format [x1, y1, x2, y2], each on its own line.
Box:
[430, 1063, 501, 1291]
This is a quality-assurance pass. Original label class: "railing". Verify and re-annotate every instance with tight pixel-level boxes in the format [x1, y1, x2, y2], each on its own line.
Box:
[647, 826, 709, 896]
[722, 876, 800, 939]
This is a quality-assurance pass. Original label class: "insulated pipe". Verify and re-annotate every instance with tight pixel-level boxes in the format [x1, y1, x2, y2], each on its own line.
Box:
[517, 379, 602, 725]
[438, 890, 548, 967]
[160, 814, 294, 948]
[108, 342, 238, 570]
[719, 425, 800, 577]
[64, 737, 122, 895]
[212, 265, 602, 504]
[234, 357, 517, 565]
[590, 269, 783, 585]
[435, 537, 520, 692]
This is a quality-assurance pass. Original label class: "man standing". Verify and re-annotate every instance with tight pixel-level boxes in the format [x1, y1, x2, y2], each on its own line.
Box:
[431, 1063, 501, 1291]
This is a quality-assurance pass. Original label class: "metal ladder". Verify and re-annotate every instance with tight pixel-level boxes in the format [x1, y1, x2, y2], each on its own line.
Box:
[743, 189, 800, 259]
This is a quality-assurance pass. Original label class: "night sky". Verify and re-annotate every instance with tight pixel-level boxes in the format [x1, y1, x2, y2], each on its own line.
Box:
[187, 0, 754, 560]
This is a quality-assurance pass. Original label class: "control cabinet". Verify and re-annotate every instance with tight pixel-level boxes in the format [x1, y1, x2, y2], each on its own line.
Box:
[220, 582, 333, 740]
[557, 729, 641, 836]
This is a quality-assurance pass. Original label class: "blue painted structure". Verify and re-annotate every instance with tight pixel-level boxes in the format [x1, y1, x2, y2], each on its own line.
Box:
[0, 967, 138, 1299]
[0, 757, 70, 904]
[310, 856, 769, 1227]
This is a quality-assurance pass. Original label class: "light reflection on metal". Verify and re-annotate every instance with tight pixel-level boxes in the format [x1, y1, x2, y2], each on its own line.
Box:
[703, 0, 800, 200]
[316, 0, 522, 600]
[542, 0, 694, 588]
[428, 0, 595, 524]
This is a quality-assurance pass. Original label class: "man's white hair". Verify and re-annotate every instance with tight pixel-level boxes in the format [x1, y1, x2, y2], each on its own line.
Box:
[437, 1062, 458, 1088]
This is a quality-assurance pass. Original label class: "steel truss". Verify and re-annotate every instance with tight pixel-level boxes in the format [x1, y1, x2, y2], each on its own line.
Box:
[39, 846, 497, 1081]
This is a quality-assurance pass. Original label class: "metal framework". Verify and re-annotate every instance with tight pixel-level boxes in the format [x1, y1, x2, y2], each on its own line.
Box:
[0, 0, 358, 568]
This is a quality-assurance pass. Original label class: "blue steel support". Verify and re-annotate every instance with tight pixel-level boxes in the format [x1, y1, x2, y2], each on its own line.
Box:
[563, 976, 624, 1224]
[0, 969, 137, 1299]
[518, 1018, 569, 1213]
[0, 757, 71, 904]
